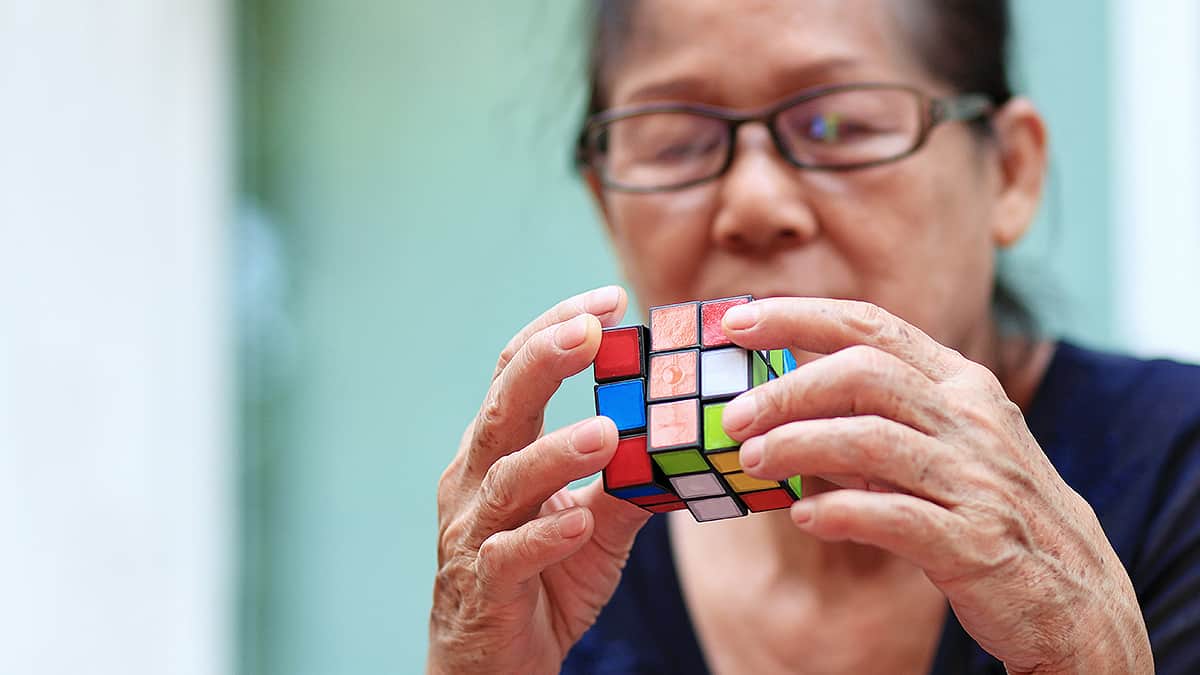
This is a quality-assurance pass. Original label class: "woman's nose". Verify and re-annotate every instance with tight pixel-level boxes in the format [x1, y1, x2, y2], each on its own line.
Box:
[710, 124, 820, 254]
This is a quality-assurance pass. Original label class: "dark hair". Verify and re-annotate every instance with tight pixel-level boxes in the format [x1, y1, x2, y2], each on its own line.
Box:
[578, 0, 1039, 340]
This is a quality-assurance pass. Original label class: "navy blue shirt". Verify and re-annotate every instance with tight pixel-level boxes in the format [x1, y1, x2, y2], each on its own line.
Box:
[563, 342, 1200, 674]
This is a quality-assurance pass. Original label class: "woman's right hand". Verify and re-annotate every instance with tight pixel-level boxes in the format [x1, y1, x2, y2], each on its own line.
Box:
[429, 286, 653, 675]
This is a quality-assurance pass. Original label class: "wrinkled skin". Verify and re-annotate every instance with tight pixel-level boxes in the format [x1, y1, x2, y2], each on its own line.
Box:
[429, 0, 1153, 673]
[430, 287, 654, 674]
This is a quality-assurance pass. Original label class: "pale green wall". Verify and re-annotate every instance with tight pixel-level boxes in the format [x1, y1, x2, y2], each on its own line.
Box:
[238, 1, 1114, 672]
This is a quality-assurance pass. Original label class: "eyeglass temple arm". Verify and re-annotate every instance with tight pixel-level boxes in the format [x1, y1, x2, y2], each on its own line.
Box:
[931, 94, 995, 123]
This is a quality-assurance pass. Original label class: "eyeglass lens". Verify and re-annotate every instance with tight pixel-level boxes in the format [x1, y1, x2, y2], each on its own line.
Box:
[591, 87, 924, 189]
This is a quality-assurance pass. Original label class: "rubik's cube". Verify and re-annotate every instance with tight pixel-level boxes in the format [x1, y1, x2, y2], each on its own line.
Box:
[592, 296, 803, 522]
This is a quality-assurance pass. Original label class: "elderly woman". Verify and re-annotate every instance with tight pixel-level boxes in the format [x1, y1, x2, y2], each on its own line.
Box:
[429, 1, 1200, 673]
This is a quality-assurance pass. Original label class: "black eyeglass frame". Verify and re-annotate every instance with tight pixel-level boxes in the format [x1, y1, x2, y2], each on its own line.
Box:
[575, 82, 995, 193]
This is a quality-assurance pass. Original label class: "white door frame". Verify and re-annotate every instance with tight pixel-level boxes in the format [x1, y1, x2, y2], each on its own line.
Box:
[1112, 0, 1200, 360]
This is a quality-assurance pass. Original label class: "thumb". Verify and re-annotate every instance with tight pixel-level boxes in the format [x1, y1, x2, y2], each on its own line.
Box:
[573, 479, 653, 560]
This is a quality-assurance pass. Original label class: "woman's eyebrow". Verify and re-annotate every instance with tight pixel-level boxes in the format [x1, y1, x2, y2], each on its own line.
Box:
[620, 57, 862, 106]
[622, 76, 721, 105]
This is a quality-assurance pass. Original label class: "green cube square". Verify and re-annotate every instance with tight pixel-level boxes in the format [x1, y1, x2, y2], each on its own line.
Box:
[652, 448, 709, 475]
[752, 350, 769, 387]
[703, 403, 739, 451]
[769, 349, 786, 378]
[786, 474, 803, 499]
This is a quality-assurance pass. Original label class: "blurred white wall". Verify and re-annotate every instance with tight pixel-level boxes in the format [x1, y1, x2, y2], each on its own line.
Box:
[1113, 0, 1200, 361]
[0, 1, 232, 674]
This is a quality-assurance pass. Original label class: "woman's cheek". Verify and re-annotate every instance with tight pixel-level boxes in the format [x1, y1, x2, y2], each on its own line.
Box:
[608, 193, 717, 300]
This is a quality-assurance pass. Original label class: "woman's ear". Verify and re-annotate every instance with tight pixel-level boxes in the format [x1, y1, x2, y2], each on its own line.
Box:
[987, 97, 1048, 248]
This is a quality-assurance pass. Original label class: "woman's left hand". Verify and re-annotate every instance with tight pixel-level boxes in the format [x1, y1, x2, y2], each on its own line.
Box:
[719, 297, 1152, 675]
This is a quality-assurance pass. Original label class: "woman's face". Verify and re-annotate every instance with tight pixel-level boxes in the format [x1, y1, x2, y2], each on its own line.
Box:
[591, 0, 1042, 356]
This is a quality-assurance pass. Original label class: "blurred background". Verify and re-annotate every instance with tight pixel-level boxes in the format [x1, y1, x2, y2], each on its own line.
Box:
[2, 0, 1198, 673]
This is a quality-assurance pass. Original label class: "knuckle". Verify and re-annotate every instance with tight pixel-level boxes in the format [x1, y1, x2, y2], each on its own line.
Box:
[812, 499, 847, 537]
[849, 301, 891, 339]
[758, 379, 802, 424]
[527, 323, 561, 364]
[494, 337, 522, 379]
[437, 515, 470, 560]
[436, 458, 460, 504]
[889, 498, 924, 532]
[842, 344, 888, 377]
[527, 518, 560, 553]
[478, 454, 519, 517]
[474, 534, 504, 586]
[963, 359, 1001, 389]
[856, 416, 897, 464]
[472, 391, 510, 455]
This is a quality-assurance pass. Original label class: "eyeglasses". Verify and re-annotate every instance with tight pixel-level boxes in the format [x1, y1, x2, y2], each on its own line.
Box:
[576, 83, 994, 193]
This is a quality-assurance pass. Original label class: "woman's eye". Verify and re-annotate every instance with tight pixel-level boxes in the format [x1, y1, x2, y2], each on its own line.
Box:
[804, 113, 881, 143]
[654, 134, 721, 161]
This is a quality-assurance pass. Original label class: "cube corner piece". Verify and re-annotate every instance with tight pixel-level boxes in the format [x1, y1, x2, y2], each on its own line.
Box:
[648, 301, 701, 353]
[602, 434, 674, 503]
[685, 494, 747, 522]
[699, 295, 753, 349]
[593, 325, 648, 383]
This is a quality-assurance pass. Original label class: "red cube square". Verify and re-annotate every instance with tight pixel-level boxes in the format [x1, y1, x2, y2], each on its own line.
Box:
[594, 326, 645, 382]
[740, 488, 795, 512]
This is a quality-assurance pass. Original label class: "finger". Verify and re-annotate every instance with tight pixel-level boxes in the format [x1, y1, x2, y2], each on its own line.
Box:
[721, 344, 953, 441]
[788, 489, 968, 581]
[493, 285, 628, 380]
[466, 312, 605, 478]
[571, 477, 654, 555]
[739, 416, 960, 505]
[470, 417, 618, 544]
[475, 507, 594, 605]
[722, 297, 964, 382]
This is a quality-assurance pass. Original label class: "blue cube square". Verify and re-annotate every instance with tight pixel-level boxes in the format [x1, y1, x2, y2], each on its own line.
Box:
[594, 379, 647, 434]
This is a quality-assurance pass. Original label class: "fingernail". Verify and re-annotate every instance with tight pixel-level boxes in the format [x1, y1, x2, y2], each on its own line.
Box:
[570, 418, 607, 454]
[723, 303, 759, 330]
[740, 436, 764, 470]
[555, 314, 590, 351]
[583, 286, 621, 315]
[791, 501, 813, 525]
[722, 394, 758, 433]
[557, 508, 588, 538]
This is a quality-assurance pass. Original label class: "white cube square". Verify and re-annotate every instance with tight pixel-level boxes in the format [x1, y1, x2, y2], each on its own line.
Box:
[701, 347, 750, 399]
[670, 472, 725, 499]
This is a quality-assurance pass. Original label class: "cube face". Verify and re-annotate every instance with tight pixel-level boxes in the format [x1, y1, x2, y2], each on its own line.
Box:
[700, 347, 749, 399]
[595, 379, 647, 434]
[602, 437, 673, 502]
[742, 488, 795, 512]
[702, 402, 738, 451]
[725, 471, 780, 493]
[594, 326, 646, 382]
[785, 475, 803, 499]
[783, 350, 798, 373]
[593, 295, 805, 522]
[766, 348, 797, 380]
[707, 450, 741, 473]
[700, 296, 750, 348]
[687, 495, 746, 522]
[604, 435, 654, 490]
[647, 349, 700, 402]
[652, 448, 710, 475]
[629, 492, 680, 506]
[610, 483, 672, 500]
[670, 472, 726, 499]
[650, 302, 700, 352]
[647, 398, 700, 452]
